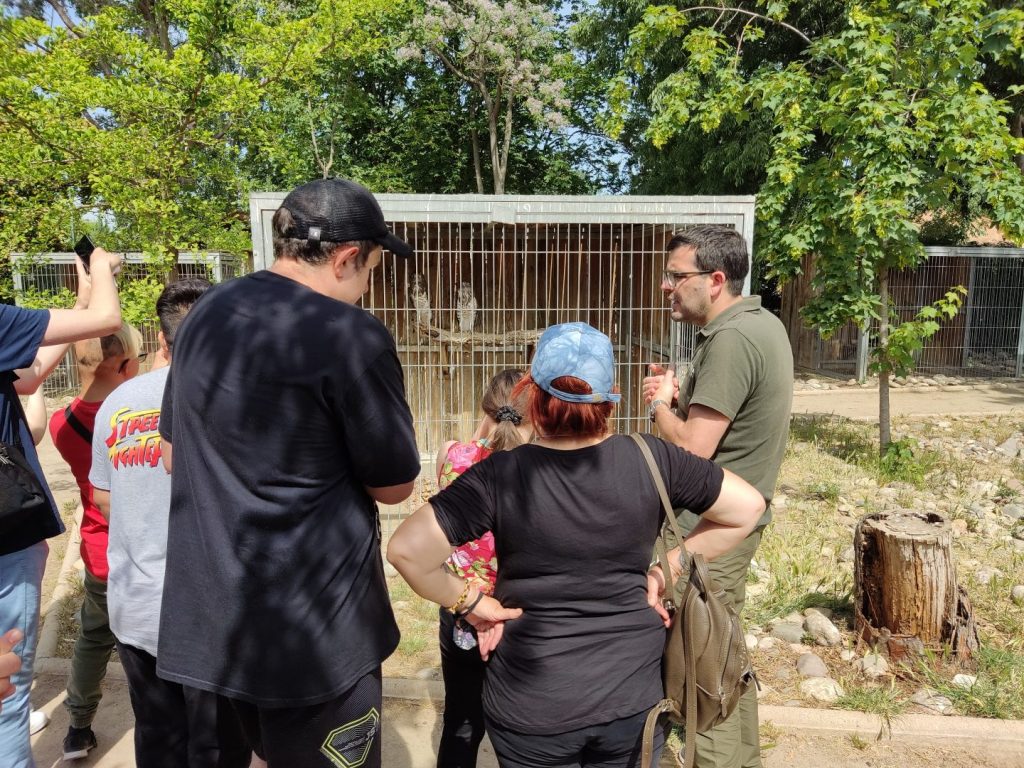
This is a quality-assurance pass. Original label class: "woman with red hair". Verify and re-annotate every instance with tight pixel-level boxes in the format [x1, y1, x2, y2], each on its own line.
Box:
[389, 322, 764, 768]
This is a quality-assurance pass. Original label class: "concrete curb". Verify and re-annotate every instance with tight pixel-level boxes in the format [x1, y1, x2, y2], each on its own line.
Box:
[757, 705, 1024, 745]
[35, 504, 85, 660]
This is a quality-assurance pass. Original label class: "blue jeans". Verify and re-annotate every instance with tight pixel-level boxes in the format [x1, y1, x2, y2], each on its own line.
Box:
[0, 541, 48, 768]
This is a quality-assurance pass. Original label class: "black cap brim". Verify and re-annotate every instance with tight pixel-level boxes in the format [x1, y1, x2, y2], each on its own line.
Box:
[378, 230, 413, 259]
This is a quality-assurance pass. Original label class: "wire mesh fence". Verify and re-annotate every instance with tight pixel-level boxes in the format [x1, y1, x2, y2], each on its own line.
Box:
[801, 247, 1024, 380]
[10, 252, 245, 395]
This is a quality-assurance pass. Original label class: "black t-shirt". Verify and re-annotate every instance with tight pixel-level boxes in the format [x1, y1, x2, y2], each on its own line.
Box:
[430, 432, 724, 733]
[156, 271, 420, 707]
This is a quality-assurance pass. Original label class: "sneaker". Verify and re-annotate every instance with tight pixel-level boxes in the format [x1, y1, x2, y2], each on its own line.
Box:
[62, 726, 97, 760]
[29, 709, 49, 735]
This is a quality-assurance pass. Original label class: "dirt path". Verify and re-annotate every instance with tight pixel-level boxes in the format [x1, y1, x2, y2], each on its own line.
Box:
[791, 381, 1024, 420]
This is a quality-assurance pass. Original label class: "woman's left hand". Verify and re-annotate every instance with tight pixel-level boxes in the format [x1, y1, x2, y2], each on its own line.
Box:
[463, 594, 522, 661]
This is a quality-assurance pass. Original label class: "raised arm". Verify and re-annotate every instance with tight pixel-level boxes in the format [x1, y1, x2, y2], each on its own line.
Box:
[40, 249, 121, 345]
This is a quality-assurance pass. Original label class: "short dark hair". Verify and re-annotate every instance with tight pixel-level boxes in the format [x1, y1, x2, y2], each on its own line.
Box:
[666, 225, 748, 296]
[157, 278, 212, 349]
[271, 207, 374, 268]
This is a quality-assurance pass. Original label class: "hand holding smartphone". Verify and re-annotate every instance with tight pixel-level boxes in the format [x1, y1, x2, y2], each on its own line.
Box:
[73, 235, 95, 274]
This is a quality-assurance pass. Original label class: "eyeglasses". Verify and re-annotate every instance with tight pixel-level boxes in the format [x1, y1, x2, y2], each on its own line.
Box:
[118, 352, 148, 374]
[662, 270, 713, 286]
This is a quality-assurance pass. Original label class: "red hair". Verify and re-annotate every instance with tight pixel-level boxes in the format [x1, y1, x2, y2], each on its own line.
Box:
[512, 374, 615, 439]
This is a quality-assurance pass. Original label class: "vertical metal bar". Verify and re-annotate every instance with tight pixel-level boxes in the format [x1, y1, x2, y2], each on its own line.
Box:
[961, 255, 977, 370]
[1011, 266, 1019, 380]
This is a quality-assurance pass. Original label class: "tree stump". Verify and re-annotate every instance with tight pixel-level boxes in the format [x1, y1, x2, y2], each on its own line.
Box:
[854, 511, 978, 662]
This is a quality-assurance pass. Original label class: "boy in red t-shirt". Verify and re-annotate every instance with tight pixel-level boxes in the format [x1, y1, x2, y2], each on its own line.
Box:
[49, 322, 143, 760]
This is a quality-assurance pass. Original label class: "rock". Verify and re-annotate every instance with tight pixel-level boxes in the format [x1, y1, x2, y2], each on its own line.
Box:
[1001, 504, 1024, 521]
[804, 606, 833, 619]
[772, 622, 805, 644]
[756, 683, 773, 700]
[784, 611, 805, 625]
[840, 649, 856, 662]
[800, 677, 844, 703]
[797, 652, 829, 678]
[758, 637, 776, 651]
[1011, 585, 1024, 605]
[804, 612, 843, 646]
[745, 634, 758, 652]
[384, 562, 399, 578]
[855, 652, 889, 679]
[773, 494, 788, 509]
[952, 674, 977, 689]
[912, 688, 954, 714]
[951, 519, 969, 536]
[774, 667, 794, 682]
[997, 437, 1020, 457]
[840, 546, 856, 563]
[976, 567, 1002, 585]
[415, 667, 438, 681]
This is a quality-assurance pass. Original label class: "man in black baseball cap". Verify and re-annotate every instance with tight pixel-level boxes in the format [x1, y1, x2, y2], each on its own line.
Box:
[277, 177, 413, 259]
[155, 178, 420, 766]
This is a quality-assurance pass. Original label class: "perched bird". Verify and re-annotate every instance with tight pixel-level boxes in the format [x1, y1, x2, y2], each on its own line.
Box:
[456, 282, 477, 334]
[409, 273, 432, 327]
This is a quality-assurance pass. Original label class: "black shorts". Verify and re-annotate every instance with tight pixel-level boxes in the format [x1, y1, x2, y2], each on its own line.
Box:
[485, 708, 667, 768]
[231, 668, 383, 768]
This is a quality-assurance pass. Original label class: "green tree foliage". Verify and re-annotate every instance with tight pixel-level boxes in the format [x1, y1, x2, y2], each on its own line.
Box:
[0, 0, 396, 262]
[614, 0, 1024, 451]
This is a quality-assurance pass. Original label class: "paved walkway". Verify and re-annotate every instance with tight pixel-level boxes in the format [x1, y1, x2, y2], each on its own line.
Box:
[27, 382, 1024, 767]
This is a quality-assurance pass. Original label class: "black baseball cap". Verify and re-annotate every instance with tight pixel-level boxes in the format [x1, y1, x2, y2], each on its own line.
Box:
[278, 178, 413, 258]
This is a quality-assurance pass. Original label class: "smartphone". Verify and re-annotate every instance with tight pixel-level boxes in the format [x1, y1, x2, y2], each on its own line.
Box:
[73, 235, 94, 273]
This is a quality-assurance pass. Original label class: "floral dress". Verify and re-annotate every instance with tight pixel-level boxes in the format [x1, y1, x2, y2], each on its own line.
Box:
[439, 440, 498, 595]
[439, 439, 497, 650]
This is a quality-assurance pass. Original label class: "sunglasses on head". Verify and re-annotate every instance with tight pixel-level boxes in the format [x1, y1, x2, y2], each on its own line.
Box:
[118, 352, 148, 374]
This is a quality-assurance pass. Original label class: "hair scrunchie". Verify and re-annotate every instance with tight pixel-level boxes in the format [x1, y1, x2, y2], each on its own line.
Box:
[495, 405, 522, 425]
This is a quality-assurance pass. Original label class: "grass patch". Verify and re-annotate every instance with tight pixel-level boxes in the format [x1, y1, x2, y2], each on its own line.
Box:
[759, 721, 781, 754]
[912, 645, 1024, 720]
[835, 681, 908, 735]
[55, 573, 85, 659]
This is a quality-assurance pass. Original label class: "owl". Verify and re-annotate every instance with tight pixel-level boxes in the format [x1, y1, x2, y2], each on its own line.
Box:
[409, 273, 432, 326]
[456, 282, 477, 334]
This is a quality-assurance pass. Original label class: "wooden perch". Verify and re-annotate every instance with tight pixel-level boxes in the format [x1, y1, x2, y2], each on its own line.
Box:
[414, 321, 542, 347]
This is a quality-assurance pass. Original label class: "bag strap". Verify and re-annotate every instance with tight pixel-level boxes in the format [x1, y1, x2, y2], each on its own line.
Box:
[629, 433, 686, 596]
[640, 699, 680, 767]
[63, 405, 93, 445]
[632, 432, 697, 768]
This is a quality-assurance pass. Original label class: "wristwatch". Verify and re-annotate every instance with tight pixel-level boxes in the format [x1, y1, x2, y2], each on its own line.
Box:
[649, 399, 669, 422]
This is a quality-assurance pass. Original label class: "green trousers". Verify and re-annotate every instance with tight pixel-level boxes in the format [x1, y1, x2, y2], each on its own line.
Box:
[64, 569, 116, 729]
[676, 510, 764, 768]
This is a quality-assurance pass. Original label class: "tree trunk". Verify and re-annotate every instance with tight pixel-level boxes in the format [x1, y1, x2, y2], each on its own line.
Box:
[854, 511, 978, 663]
[878, 269, 891, 455]
[468, 97, 484, 194]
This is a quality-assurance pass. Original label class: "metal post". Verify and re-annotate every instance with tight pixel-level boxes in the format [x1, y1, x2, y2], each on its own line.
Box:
[1016, 280, 1024, 379]
[961, 255, 977, 370]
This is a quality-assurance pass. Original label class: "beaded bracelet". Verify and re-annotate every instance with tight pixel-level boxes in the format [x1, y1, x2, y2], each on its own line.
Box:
[447, 581, 471, 614]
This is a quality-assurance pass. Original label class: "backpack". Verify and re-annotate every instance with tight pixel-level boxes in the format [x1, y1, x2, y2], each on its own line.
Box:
[630, 433, 756, 768]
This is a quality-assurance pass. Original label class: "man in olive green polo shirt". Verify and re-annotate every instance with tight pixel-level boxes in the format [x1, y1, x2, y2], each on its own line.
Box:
[643, 225, 793, 768]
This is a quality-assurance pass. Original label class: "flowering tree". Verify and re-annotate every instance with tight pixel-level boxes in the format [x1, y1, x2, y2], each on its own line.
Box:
[399, 0, 571, 194]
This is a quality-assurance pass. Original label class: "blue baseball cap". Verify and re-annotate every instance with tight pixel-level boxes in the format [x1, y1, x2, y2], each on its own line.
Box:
[530, 322, 621, 404]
